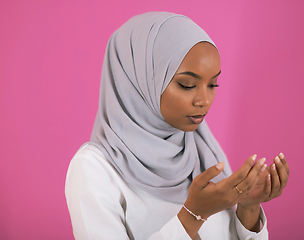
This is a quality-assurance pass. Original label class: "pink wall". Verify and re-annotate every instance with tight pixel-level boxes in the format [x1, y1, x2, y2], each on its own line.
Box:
[1, 0, 303, 239]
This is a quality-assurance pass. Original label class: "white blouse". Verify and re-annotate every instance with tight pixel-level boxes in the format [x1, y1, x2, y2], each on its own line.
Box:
[65, 144, 269, 240]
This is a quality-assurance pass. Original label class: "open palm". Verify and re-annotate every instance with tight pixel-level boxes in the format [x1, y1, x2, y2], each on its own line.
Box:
[239, 153, 289, 208]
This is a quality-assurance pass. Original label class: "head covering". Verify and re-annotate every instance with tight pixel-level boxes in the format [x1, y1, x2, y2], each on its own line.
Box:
[90, 12, 232, 203]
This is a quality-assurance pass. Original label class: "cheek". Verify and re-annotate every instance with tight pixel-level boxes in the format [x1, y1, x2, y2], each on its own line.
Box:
[204, 89, 216, 109]
[162, 89, 190, 112]
[161, 89, 183, 120]
[175, 95, 192, 111]
[160, 92, 175, 117]
[210, 90, 216, 105]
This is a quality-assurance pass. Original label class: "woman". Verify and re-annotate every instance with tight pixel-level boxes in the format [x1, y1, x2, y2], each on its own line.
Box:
[65, 12, 289, 239]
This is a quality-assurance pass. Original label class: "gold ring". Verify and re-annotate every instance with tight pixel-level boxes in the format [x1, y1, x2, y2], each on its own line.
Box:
[235, 186, 243, 194]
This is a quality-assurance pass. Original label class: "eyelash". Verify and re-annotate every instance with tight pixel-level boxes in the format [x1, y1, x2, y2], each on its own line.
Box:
[178, 83, 219, 90]
[178, 83, 195, 90]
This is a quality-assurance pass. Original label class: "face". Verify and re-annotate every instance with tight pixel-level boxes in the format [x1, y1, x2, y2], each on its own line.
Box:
[160, 42, 221, 132]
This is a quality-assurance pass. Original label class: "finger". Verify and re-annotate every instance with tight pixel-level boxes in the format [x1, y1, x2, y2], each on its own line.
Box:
[236, 158, 267, 194]
[226, 154, 257, 186]
[264, 174, 272, 198]
[279, 152, 289, 176]
[192, 162, 224, 189]
[269, 163, 281, 198]
[274, 156, 288, 189]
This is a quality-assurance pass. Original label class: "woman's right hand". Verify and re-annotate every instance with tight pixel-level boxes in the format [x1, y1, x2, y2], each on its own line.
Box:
[178, 155, 267, 239]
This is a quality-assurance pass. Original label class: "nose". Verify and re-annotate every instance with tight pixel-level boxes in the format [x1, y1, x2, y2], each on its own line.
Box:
[193, 88, 210, 107]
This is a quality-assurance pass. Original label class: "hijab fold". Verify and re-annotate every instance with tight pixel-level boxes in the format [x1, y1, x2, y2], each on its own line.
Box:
[90, 12, 232, 203]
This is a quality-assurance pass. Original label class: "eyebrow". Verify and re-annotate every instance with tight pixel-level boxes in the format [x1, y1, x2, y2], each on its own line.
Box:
[212, 70, 221, 78]
[177, 71, 202, 79]
[177, 70, 221, 79]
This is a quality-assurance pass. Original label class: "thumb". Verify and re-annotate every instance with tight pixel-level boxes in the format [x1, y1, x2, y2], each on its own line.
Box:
[192, 162, 225, 189]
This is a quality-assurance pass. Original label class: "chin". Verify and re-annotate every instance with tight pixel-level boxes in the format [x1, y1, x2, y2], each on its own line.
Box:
[169, 121, 200, 132]
[180, 125, 199, 132]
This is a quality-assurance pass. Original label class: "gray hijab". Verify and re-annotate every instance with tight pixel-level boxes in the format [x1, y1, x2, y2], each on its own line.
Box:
[90, 12, 232, 204]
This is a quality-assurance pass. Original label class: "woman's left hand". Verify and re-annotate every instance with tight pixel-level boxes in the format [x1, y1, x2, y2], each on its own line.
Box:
[238, 152, 289, 208]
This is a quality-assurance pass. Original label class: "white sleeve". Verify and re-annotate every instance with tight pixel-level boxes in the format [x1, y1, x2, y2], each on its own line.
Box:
[65, 147, 131, 240]
[235, 207, 269, 240]
[65, 146, 192, 240]
[149, 215, 192, 240]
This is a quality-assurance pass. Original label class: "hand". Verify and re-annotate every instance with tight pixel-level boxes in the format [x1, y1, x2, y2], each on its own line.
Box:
[238, 152, 289, 208]
[178, 155, 267, 239]
[184, 154, 267, 219]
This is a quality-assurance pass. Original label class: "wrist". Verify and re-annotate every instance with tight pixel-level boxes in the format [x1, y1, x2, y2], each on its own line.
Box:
[238, 202, 260, 212]
[236, 204, 261, 233]
[182, 205, 207, 222]
[177, 206, 205, 239]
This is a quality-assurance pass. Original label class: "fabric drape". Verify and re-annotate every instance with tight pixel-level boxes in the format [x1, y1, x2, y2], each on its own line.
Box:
[90, 12, 232, 203]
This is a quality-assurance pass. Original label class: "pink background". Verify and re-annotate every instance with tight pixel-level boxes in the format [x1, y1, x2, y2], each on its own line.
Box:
[1, 0, 303, 239]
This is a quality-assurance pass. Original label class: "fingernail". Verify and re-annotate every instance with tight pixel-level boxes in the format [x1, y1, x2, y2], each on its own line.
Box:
[279, 153, 284, 160]
[260, 164, 267, 172]
[274, 156, 280, 164]
[267, 174, 271, 181]
[259, 158, 266, 166]
[252, 154, 257, 161]
[271, 163, 276, 171]
[216, 163, 223, 170]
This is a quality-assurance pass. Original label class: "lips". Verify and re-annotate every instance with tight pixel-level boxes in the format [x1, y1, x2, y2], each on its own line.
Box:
[187, 114, 205, 124]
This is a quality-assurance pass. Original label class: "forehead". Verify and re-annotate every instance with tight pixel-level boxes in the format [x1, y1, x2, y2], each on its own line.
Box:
[177, 42, 220, 73]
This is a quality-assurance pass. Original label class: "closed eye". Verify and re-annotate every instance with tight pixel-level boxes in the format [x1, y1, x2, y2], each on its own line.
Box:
[178, 83, 195, 90]
[208, 84, 219, 88]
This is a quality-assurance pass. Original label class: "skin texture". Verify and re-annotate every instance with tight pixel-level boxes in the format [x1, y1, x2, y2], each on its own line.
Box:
[161, 42, 220, 132]
[160, 42, 290, 239]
